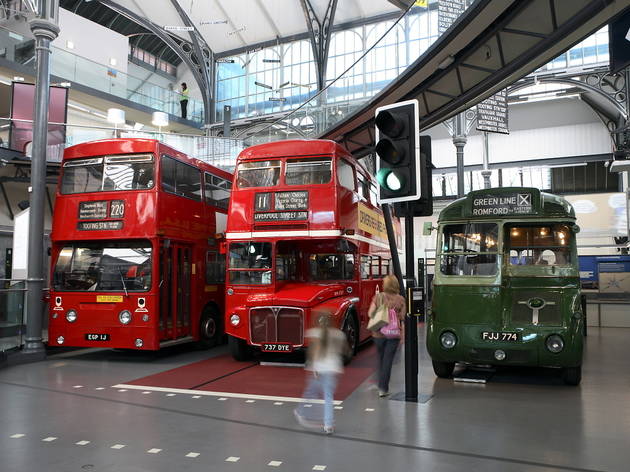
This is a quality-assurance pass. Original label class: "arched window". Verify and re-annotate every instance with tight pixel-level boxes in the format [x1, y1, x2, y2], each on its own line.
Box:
[365, 21, 406, 96]
[282, 40, 317, 108]
[326, 29, 364, 102]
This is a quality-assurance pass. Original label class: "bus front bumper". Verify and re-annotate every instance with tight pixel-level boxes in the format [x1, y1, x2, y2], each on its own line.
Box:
[426, 322, 583, 368]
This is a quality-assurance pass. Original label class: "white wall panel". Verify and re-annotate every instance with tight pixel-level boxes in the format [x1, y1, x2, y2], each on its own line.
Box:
[58, 9, 129, 74]
[430, 121, 612, 169]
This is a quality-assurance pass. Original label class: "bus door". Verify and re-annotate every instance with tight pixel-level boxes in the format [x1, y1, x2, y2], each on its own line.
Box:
[159, 240, 192, 340]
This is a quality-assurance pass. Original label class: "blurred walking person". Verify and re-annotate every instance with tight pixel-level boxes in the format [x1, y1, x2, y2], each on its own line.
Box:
[368, 274, 406, 397]
[294, 311, 349, 434]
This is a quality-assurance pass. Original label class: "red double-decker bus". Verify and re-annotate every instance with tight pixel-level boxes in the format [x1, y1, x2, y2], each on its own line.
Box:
[225, 139, 400, 361]
[48, 138, 232, 350]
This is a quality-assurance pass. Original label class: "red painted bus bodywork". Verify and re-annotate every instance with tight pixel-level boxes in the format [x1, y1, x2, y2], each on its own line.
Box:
[225, 139, 400, 359]
[48, 138, 231, 350]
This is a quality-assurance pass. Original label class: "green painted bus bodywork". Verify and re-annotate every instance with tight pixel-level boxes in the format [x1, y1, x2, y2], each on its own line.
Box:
[427, 187, 584, 384]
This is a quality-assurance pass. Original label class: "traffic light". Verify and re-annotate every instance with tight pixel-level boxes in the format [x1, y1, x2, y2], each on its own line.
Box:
[394, 135, 433, 217]
[374, 99, 421, 204]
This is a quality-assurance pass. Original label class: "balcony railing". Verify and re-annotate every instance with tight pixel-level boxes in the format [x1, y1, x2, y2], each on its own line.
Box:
[0, 26, 204, 124]
[0, 280, 26, 352]
[0, 117, 244, 169]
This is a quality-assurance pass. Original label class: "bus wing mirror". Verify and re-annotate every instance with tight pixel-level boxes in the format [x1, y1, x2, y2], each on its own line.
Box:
[572, 224, 580, 234]
[422, 222, 434, 236]
[219, 241, 227, 254]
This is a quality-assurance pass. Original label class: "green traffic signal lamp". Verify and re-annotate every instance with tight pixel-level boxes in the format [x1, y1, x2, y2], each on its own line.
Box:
[376, 167, 406, 192]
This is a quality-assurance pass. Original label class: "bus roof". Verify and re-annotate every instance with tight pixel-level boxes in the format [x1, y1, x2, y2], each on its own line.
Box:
[438, 187, 575, 222]
[62, 138, 231, 180]
[237, 139, 352, 161]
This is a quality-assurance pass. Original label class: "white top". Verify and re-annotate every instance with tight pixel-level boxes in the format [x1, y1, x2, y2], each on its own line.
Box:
[305, 327, 346, 374]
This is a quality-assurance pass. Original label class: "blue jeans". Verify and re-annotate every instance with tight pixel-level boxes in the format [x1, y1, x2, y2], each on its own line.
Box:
[374, 337, 400, 393]
[297, 371, 338, 428]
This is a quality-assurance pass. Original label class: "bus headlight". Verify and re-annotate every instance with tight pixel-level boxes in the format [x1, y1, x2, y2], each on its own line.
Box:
[119, 310, 132, 325]
[56, 336, 64, 345]
[546, 335, 564, 353]
[66, 310, 77, 323]
[230, 314, 240, 326]
[440, 331, 457, 349]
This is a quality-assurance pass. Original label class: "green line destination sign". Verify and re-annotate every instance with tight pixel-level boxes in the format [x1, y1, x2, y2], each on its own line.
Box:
[471, 193, 533, 216]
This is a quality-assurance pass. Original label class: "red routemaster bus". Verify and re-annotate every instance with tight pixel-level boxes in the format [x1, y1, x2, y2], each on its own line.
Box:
[224, 139, 400, 361]
[48, 138, 232, 350]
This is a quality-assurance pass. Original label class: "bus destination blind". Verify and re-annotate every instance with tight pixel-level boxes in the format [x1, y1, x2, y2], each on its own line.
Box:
[79, 200, 125, 219]
[275, 191, 308, 210]
[471, 193, 533, 216]
[77, 221, 124, 231]
[78, 200, 125, 230]
[254, 211, 307, 222]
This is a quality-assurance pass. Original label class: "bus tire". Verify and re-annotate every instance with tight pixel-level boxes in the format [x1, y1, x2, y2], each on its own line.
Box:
[562, 365, 582, 386]
[432, 360, 455, 378]
[196, 306, 222, 349]
[342, 314, 358, 365]
[228, 335, 251, 361]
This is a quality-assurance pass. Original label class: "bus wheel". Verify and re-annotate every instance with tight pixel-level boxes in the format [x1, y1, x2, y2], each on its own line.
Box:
[196, 306, 222, 349]
[228, 335, 251, 361]
[432, 360, 455, 378]
[342, 315, 358, 365]
[562, 365, 582, 386]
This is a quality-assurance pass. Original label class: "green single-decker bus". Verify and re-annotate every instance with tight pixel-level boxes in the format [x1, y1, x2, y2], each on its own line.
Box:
[427, 187, 584, 385]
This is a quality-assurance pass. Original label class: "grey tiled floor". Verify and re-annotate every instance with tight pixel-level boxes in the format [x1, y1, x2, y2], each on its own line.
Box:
[1, 326, 629, 471]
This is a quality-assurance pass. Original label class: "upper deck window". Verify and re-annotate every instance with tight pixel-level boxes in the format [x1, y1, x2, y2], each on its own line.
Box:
[507, 225, 572, 266]
[236, 160, 281, 188]
[285, 158, 332, 185]
[440, 223, 498, 276]
[337, 159, 355, 191]
[204, 172, 232, 209]
[61, 154, 154, 194]
[161, 155, 202, 201]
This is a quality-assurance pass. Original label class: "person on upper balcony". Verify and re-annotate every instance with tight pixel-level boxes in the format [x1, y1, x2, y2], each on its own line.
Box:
[180, 82, 189, 119]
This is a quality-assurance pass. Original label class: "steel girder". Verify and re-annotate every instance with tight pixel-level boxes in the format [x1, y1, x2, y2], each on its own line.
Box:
[300, 0, 338, 91]
[320, 0, 630, 157]
[97, 0, 212, 125]
[168, 0, 215, 126]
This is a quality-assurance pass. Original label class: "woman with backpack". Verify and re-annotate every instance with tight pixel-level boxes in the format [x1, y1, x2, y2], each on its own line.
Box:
[368, 274, 406, 397]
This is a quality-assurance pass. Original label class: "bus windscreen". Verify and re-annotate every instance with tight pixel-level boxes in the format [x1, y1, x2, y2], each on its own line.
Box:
[61, 154, 154, 194]
[228, 242, 272, 284]
[508, 224, 572, 266]
[440, 223, 498, 276]
[53, 241, 152, 292]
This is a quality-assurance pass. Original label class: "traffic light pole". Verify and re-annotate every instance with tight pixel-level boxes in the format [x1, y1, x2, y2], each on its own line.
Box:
[403, 202, 418, 401]
[382, 203, 404, 294]
[383, 202, 419, 402]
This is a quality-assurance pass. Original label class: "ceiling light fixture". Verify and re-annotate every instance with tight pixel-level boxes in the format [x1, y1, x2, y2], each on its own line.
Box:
[437, 55, 455, 70]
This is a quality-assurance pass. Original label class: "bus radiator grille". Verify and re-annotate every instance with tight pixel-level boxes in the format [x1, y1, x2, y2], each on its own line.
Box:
[510, 291, 562, 326]
[250, 307, 304, 346]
